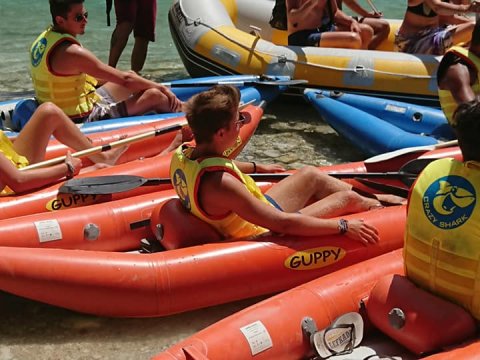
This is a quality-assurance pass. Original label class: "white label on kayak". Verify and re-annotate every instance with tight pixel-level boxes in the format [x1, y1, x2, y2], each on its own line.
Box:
[239, 320, 273, 356]
[34, 220, 62, 242]
[385, 104, 407, 114]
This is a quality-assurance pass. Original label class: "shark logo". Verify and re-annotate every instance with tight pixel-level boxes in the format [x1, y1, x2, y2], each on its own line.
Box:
[423, 176, 476, 229]
[172, 169, 190, 210]
[31, 37, 47, 67]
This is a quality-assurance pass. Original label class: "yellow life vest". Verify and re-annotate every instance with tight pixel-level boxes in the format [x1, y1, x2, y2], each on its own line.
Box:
[404, 158, 480, 319]
[30, 27, 99, 119]
[438, 46, 480, 126]
[170, 145, 270, 239]
[0, 131, 29, 195]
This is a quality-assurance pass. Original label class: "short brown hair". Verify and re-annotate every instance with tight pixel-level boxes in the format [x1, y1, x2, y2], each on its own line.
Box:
[453, 100, 480, 161]
[183, 85, 241, 144]
[49, 0, 84, 25]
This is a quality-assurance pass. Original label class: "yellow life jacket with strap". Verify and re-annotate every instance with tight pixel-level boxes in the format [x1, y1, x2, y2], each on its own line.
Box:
[405, 158, 480, 320]
[0, 131, 29, 195]
[30, 27, 99, 119]
[170, 145, 270, 239]
[438, 46, 480, 126]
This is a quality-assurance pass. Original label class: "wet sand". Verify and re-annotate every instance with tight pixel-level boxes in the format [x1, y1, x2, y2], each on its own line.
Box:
[0, 100, 363, 360]
[0, 291, 268, 360]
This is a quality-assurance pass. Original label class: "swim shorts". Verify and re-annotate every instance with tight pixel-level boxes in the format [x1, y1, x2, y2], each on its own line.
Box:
[81, 86, 128, 123]
[114, 0, 156, 42]
[288, 24, 335, 46]
[394, 26, 453, 55]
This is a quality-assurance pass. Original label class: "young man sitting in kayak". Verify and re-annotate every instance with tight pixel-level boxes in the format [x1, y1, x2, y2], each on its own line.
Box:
[0, 102, 126, 195]
[30, 0, 182, 123]
[286, 0, 373, 49]
[170, 85, 405, 244]
[404, 100, 480, 321]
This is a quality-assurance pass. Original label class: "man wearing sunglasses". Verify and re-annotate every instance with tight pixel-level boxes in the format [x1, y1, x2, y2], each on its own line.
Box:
[29, 0, 182, 124]
[171, 85, 400, 245]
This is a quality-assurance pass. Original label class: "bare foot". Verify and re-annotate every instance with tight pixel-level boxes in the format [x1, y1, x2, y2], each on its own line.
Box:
[92, 145, 129, 165]
[376, 194, 407, 206]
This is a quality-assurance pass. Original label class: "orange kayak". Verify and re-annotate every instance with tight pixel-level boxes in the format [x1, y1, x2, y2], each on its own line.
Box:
[154, 248, 480, 359]
[0, 104, 262, 220]
[0, 204, 405, 318]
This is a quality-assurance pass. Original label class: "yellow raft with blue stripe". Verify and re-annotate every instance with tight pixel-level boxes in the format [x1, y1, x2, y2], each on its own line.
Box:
[168, 0, 441, 106]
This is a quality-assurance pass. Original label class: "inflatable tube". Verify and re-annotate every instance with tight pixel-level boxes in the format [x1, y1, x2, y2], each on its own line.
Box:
[0, 74, 287, 135]
[305, 89, 439, 156]
[168, 0, 441, 106]
[0, 104, 262, 220]
[154, 249, 480, 359]
[317, 89, 455, 140]
[0, 205, 405, 318]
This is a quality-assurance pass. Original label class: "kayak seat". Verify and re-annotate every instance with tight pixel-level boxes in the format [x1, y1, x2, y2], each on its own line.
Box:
[150, 198, 222, 250]
[366, 274, 476, 355]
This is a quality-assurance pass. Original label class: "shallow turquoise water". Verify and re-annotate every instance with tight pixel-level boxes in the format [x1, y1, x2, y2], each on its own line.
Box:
[0, 0, 404, 99]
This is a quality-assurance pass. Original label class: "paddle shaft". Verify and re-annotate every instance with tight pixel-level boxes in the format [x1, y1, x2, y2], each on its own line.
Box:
[21, 123, 185, 171]
[60, 168, 419, 195]
[164, 79, 308, 87]
[365, 0, 380, 14]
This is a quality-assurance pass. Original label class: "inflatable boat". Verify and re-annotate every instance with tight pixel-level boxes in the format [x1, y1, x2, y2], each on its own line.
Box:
[0, 203, 405, 318]
[305, 89, 455, 156]
[0, 138, 462, 249]
[0, 74, 289, 135]
[0, 103, 263, 220]
[168, 0, 441, 106]
[154, 248, 480, 360]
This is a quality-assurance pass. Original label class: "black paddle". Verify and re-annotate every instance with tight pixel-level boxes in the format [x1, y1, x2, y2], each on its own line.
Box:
[353, 178, 409, 198]
[59, 157, 437, 195]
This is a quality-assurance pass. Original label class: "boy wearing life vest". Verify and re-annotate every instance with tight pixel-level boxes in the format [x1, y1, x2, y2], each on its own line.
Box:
[0, 102, 126, 195]
[405, 100, 480, 320]
[170, 85, 406, 244]
[30, 0, 182, 123]
[438, 19, 480, 125]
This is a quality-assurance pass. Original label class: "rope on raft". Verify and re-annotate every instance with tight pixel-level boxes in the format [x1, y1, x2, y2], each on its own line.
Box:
[177, 0, 436, 80]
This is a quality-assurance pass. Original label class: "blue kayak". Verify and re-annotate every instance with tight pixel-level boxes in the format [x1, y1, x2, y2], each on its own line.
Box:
[0, 74, 290, 136]
[315, 89, 455, 140]
[304, 89, 441, 156]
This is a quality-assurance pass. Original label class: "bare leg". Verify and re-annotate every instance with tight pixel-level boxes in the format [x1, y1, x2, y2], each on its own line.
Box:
[451, 22, 475, 45]
[265, 166, 380, 212]
[300, 190, 378, 218]
[13, 103, 126, 165]
[124, 88, 178, 115]
[108, 22, 134, 68]
[362, 18, 390, 49]
[131, 36, 149, 73]
[318, 31, 363, 49]
[101, 80, 182, 115]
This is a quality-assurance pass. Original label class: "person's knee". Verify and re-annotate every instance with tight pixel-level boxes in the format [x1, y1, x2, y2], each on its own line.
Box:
[142, 88, 170, 110]
[37, 102, 64, 120]
[347, 33, 363, 48]
[342, 190, 366, 209]
[298, 166, 332, 185]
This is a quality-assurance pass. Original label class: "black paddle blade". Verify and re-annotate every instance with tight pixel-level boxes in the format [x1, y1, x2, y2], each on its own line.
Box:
[59, 175, 168, 195]
[399, 158, 436, 175]
[354, 178, 409, 198]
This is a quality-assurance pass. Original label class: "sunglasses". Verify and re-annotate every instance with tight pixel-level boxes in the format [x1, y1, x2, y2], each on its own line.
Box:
[235, 112, 247, 130]
[74, 11, 88, 22]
